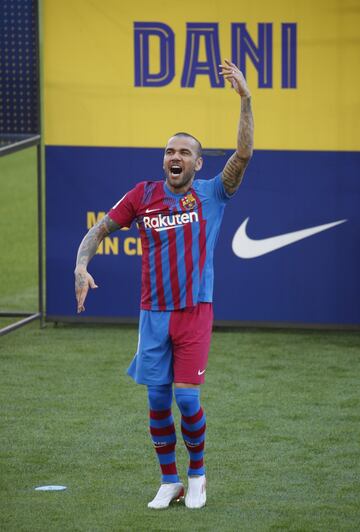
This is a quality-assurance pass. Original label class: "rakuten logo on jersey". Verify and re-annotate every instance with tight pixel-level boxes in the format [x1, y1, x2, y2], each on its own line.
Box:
[143, 211, 198, 232]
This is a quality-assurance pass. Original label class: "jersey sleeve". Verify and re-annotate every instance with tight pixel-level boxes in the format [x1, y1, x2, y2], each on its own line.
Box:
[108, 183, 143, 227]
[212, 173, 238, 203]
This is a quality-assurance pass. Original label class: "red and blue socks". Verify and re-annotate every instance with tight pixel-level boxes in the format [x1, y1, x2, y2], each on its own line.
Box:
[147, 385, 206, 481]
[147, 384, 179, 483]
[174, 388, 206, 477]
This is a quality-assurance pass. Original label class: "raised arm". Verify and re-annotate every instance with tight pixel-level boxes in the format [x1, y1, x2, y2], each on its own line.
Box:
[74, 214, 120, 313]
[219, 59, 254, 195]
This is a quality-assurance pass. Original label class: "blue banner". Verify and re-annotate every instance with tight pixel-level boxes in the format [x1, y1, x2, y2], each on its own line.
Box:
[45, 146, 360, 325]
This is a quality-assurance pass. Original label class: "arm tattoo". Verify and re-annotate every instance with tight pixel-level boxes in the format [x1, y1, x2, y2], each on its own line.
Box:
[76, 214, 120, 269]
[222, 96, 254, 195]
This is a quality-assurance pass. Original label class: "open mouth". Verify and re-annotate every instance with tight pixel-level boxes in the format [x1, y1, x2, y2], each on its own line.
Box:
[170, 165, 182, 177]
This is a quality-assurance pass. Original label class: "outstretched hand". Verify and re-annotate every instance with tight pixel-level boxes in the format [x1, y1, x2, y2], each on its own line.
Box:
[74, 267, 98, 313]
[219, 59, 251, 98]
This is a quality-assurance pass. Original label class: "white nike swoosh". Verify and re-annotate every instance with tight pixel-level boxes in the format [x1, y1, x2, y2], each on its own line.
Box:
[145, 207, 161, 213]
[232, 217, 347, 259]
[155, 226, 177, 232]
[197, 369, 206, 376]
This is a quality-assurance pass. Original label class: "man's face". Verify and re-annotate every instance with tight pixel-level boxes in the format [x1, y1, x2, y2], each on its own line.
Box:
[163, 136, 203, 192]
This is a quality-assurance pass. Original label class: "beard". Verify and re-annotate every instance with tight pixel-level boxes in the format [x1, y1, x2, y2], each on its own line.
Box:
[164, 167, 195, 190]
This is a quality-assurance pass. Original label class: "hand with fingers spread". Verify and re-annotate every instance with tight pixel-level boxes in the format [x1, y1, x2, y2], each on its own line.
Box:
[74, 266, 98, 313]
[219, 59, 251, 98]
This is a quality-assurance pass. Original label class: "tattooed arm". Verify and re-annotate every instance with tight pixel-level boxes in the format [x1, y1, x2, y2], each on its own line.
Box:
[74, 214, 121, 313]
[219, 59, 254, 195]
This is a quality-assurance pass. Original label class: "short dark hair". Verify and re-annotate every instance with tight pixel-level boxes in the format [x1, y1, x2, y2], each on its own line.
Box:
[172, 132, 203, 157]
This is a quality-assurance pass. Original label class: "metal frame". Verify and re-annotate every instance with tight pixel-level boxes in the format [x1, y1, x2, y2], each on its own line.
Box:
[0, 0, 43, 337]
[0, 139, 43, 337]
[0, 134, 41, 156]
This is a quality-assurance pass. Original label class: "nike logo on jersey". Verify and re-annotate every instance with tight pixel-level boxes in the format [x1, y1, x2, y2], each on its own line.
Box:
[143, 211, 199, 232]
[197, 369, 206, 375]
[232, 217, 347, 259]
[145, 207, 161, 213]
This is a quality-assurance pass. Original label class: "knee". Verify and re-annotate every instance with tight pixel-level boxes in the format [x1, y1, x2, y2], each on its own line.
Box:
[147, 384, 172, 410]
[174, 388, 200, 417]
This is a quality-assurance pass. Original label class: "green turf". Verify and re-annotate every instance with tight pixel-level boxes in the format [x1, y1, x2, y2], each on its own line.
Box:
[0, 148, 38, 314]
[1, 144, 359, 529]
[1, 323, 359, 531]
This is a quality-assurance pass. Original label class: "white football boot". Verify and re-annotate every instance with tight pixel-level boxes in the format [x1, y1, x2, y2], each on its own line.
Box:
[147, 482, 184, 509]
[185, 475, 206, 509]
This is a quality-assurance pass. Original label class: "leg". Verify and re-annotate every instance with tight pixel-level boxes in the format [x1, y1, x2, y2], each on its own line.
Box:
[148, 384, 179, 483]
[174, 384, 207, 508]
[147, 384, 184, 509]
[126, 310, 182, 508]
[170, 304, 213, 509]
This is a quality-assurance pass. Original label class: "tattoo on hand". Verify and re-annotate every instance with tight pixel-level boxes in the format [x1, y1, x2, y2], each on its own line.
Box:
[75, 270, 88, 291]
[222, 96, 254, 195]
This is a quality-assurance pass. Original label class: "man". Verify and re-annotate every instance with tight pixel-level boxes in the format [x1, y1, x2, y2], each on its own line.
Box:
[74, 59, 254, 509]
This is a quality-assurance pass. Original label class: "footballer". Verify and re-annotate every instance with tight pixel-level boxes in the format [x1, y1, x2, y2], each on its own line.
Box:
[74, 60, 254, 509]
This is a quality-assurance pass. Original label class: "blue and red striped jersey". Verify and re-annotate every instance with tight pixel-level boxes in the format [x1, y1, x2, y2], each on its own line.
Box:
[108, 174, 233, 310]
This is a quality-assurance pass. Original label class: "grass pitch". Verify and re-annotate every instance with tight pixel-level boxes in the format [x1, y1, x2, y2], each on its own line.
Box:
[1, 323, 359, 531]
[1, 148, 359, 530]
[0, 147, 38, 319]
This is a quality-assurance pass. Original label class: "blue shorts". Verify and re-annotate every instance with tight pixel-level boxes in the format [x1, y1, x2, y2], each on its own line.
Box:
[127, 303, 213, 385]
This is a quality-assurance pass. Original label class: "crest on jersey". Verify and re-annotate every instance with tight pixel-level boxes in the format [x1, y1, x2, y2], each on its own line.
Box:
[181, 193, 196, 211]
